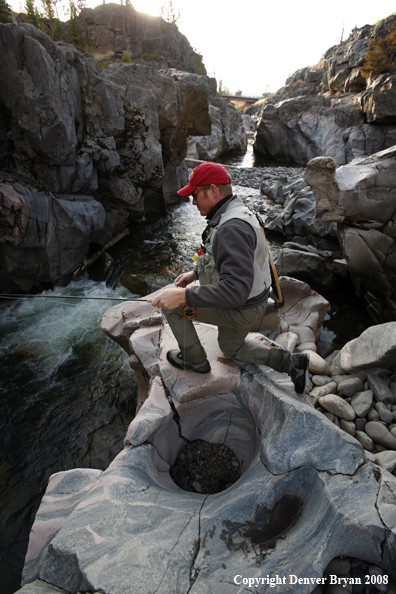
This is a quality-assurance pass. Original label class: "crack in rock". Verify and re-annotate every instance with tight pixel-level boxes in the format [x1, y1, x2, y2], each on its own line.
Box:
[187, 495, 209, 594]
[152, 504, 204, 594]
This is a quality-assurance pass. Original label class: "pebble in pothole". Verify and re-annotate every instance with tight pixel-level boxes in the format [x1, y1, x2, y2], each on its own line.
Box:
[170, 439, 241, 494]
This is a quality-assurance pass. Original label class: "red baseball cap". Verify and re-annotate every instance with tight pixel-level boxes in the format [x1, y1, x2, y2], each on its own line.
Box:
[177, 162, 232, 196]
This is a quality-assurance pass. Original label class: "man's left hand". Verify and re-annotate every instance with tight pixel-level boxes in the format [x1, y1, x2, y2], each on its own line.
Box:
[151, 287, 186, 310]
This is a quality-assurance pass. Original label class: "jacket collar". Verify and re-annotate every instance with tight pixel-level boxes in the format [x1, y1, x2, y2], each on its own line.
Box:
[206, 194, 234, 225]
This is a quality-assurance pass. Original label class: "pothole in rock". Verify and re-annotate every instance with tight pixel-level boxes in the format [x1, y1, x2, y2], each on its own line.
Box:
[170, 439, 241, 494]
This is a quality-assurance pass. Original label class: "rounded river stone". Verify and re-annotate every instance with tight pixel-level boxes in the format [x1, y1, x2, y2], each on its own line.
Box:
[312, 375, 332, 387]
[338, 377, 364, 397]
[367, 407, 379, 421]
[305, 351, 330, 375]
[318, 394, 356, 421]
[340, 419, 355, 436]
[364, 421, 396, 450]
[375, 402, 394, 424]
[355, 430, 374, 451]
[374, 450, 396, 473]
[351, 390, 373, 418]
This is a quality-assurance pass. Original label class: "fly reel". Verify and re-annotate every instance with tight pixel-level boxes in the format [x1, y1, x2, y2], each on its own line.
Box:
[181, 304, 198, 320]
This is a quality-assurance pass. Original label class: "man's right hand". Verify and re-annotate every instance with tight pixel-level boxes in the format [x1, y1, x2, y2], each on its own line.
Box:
[174, 270, 197, 288]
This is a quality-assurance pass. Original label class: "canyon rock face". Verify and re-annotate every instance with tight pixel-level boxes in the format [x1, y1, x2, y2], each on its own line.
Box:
[256, 142, 396, 323]
[0, 172, 106, 291]
[0, 22, 215, 290]
[304, 146, 396, 323]
[251, 15, 396, 166]
[253, 94, 396, 167]
[78, 3, 205, 75]
[0, 23, 211, 208]
[187, 95, 247, 161]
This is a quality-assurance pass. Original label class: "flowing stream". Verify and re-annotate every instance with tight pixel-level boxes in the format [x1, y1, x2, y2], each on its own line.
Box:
[0, 280, 137, 593]
[0, 154, 370, 593]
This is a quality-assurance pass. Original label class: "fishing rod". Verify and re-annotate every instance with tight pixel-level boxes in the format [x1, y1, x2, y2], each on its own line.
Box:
[0, 294, 198, 319]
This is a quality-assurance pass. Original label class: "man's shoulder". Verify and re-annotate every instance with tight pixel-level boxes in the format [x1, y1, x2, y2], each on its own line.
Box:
[220, 199, 258, 229]
[216, 217, 256, 242]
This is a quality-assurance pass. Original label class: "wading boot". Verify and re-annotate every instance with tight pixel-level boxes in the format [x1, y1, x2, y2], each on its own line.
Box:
[166, 350, 211, 373]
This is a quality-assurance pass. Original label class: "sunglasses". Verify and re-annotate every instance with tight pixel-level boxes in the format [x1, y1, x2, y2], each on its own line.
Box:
[192, 186, 207, 198]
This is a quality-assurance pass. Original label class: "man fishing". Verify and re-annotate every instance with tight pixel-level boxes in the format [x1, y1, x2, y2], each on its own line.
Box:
[151, 162, 308, 394]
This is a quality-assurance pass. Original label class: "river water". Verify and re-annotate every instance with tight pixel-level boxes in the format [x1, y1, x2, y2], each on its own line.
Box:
[0, 150, 370, 593]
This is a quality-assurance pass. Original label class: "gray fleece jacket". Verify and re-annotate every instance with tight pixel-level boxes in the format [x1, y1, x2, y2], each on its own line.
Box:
[185, 195, 270, 309]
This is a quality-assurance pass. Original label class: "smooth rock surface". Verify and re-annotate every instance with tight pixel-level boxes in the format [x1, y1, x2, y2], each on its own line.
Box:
[316, 340, 334, 359]
[21, 335, 386, 594]
[273, 246, 339, 292]
[338, 323, 396, 372]
[17, 290, 396, 594]
[275, 331, 299, 352]
[252, 15, 396, 168]
[304, 351, 330, 375]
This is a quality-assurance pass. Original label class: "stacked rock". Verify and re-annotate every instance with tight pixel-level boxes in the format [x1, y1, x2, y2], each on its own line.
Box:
[303, 347, 396, 477]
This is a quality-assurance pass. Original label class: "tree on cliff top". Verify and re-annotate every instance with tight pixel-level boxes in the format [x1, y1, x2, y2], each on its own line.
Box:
[41, 0, 54, 19]
[217, 80, 230, 96]
[68, 0, 85, 50]
[160, 0, 180, 27]
[0, 0, 12, 23]
[25, 0, 41, 27]
[361, 20, 396, 79]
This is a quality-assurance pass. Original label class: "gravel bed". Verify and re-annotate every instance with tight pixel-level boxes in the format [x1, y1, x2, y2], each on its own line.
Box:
[170, 439, 241, 494]
[229, 165, 304, 189]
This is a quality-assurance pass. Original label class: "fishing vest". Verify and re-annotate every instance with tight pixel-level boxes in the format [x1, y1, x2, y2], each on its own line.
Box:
[196, 196, 271, 300]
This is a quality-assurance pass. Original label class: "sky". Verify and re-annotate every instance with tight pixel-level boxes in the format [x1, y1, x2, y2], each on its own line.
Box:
[7, 0, 396, 96]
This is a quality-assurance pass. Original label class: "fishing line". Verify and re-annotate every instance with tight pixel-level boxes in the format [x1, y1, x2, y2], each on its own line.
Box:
[0, 295, 78, 307]
[0, 294, 154, 303]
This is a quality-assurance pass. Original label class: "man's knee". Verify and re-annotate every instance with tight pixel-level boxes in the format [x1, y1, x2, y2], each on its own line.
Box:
[163, 306, 182, 321]
[218, 335, 240, 359]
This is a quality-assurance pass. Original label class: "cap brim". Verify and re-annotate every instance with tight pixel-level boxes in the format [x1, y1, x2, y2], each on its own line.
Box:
[177, 183, 196, 196]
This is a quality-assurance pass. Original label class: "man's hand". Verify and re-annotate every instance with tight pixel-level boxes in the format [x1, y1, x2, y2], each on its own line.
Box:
[151, 287, 186, 310]
[174, 270, 197, 288]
